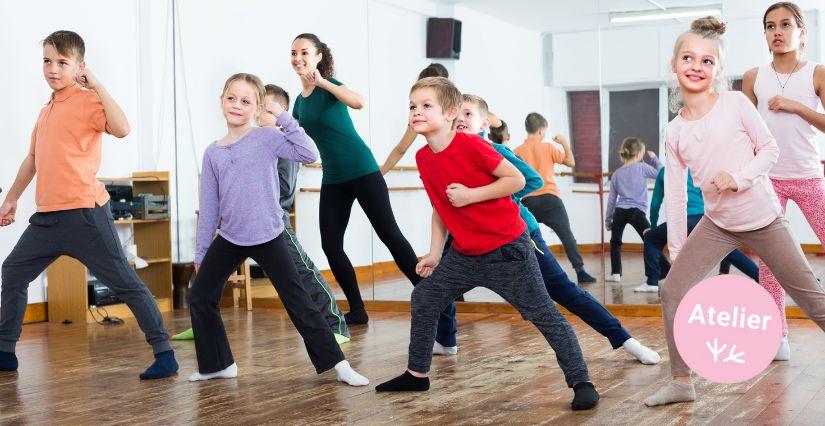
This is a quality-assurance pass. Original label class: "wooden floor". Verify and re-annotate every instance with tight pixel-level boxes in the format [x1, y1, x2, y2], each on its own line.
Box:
[251, 252, 824, 308]
[2, 308, 824, 424]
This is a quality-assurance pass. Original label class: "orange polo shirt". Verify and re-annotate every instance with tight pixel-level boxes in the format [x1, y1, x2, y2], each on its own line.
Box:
[28, 84, 110, 212]
[514, 138, 566, 198]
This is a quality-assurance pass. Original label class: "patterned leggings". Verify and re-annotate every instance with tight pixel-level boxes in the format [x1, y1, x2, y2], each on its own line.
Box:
[759, 177, 825, 337]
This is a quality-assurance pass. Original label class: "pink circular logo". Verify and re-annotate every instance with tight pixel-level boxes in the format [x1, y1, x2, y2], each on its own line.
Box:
[674, 274, 781, 383]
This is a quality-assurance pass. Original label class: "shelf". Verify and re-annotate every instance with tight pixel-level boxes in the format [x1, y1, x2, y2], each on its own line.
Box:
[99, 177, 169, 182]
[47, 171, 173, 325]
[114, 218, 170, 224]
[86, 298, 172, 323]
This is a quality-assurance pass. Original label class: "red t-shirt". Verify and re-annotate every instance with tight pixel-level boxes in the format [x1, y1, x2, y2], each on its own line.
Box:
[416, 132, 526, 255]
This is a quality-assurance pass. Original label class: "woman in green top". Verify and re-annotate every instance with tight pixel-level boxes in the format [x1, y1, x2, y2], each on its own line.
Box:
[290, 33, 421, 325]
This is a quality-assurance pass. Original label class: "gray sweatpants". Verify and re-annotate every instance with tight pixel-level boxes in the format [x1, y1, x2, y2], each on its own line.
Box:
[408, 232, 590, 387]
[0, 203, 172, 354]
[281, 213, 349, 338]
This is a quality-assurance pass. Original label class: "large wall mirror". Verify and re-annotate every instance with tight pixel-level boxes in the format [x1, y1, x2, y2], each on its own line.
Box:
[167, 0, 824, 312]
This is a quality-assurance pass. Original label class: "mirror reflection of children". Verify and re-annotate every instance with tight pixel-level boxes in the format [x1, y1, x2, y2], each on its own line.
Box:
[604, 137, 662, 283]
[461, 94, 659, 366]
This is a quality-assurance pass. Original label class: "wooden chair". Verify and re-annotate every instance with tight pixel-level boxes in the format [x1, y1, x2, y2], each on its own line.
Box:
[228, 260, 253, 311]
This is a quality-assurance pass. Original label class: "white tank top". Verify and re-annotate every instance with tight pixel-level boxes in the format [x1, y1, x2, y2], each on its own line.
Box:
[754, 61, 823, 179]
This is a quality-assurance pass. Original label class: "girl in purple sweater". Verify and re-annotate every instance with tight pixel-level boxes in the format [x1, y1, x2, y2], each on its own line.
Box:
[605, 137, 663, 282]
[187, 73, 368, 386]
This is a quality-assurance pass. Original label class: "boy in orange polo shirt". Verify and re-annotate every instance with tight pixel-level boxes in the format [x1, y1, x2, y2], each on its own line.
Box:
[514, 112, 597, 284]
[0, 31, 177, 379]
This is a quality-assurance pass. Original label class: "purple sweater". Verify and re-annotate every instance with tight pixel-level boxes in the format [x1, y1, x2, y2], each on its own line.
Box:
[605, 156, 663, 226]
[195, 115, 317, 264]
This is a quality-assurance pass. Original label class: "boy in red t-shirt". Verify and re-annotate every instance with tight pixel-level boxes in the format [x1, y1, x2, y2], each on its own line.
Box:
[375, 77, 599, 411]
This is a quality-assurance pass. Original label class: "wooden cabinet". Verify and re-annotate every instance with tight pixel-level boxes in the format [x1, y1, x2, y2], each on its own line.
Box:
[46, 172, 173, 324]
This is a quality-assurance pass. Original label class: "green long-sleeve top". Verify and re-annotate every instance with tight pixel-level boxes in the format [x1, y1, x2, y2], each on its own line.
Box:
[649, 167, 705, 227]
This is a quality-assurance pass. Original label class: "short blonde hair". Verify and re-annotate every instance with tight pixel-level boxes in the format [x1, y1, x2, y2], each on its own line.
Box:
[410, 77, 461, 116]
[461, 94, 489, 118]
[221, 73, 265, 107]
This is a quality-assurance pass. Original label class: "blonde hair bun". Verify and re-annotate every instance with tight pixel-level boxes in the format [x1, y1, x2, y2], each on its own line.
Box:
[691, 16, 726, 36]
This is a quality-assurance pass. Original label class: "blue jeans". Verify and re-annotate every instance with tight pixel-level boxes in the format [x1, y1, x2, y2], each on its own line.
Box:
[643, 214, 760, 286]
[530, 228, 631, 349]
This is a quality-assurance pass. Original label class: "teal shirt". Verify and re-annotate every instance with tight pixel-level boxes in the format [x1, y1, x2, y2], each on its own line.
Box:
[292, 77, 379, 184]
[650, 167, 705, 226]
[492, 144, 543, 232]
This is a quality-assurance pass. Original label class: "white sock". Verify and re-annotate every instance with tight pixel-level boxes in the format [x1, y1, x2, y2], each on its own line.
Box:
[433, 341, 458, 356]
[774, 336, 790, 361]
[644, 380, 696, 407]
[623, 338, 661, 365]
[334, 360, 369, 386]
[188, 363, 238, 382]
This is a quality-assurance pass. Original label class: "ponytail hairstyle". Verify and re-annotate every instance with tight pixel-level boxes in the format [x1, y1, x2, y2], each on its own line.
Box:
[668, 16, 729, 113]
[619, 137, 645, 161]
[294, 33, 335, 78]
[489, 120, 509, 144]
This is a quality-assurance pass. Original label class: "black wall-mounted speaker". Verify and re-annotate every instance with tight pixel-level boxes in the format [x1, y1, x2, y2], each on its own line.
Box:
[427, 18, 462, 59]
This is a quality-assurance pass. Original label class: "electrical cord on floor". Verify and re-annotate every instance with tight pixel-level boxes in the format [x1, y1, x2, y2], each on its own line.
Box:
[88, 306, 124, 326]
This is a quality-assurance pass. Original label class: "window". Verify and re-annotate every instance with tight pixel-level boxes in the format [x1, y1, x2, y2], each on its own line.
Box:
[608, 89, 660, 173]
[568, 91, 601, 183]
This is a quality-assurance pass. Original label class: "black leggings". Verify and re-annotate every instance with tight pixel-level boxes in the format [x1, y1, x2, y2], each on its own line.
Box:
[320, 171, 421, 311]
[609, 207, 650, 275]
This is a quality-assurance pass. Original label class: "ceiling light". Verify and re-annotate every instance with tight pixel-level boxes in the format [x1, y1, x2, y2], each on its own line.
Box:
[609, 5, 722, 24]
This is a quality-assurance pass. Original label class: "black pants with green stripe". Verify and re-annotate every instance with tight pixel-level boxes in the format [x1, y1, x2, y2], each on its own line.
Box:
[281, 213, 349, 338]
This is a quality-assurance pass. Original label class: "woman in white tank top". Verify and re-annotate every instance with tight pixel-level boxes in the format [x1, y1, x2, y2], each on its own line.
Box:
[742, 1, 825, 362]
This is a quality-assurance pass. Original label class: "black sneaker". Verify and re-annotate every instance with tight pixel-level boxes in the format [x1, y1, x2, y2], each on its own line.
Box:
[345, 310, 369, 325]
[576, 270, 597, 284]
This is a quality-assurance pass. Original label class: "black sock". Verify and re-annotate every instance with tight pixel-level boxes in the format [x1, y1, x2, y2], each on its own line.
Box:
[345, 310, 369, 325]
[571, 382, 600, 410]
[0, 351, 18, 371]
[375, 371, 430, 392]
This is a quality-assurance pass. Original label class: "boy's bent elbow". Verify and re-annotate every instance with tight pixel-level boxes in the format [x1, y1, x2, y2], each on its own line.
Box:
[512, 175, 526, 192]
[111, 124, 131, 138]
